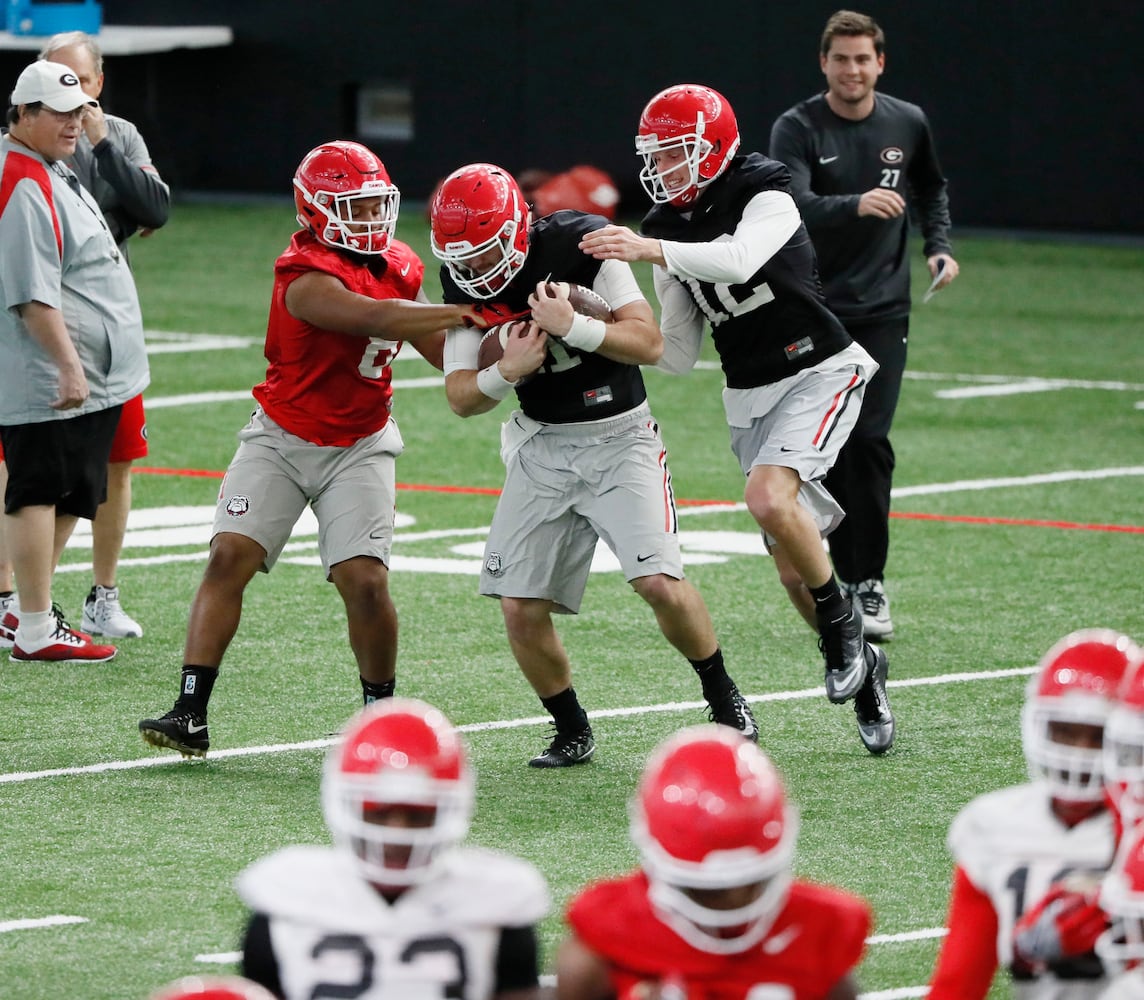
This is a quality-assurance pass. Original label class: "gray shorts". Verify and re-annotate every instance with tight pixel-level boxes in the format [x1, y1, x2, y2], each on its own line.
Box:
[480, 403, 684, 614]
[726, 342, 877, 543]
[213, 407, 404, 577]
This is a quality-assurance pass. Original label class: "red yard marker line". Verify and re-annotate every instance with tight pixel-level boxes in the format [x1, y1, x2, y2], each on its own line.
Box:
[888, 510, 1144, 534]
[130, 467, 1142, 533]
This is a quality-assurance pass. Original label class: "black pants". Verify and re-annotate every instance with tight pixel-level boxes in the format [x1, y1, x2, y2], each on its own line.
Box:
[824, 316, 909, 584]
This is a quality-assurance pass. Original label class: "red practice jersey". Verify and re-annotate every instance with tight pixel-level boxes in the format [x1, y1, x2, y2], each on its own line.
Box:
[566, 871, 870, 999]
[253, 231, 425, 446]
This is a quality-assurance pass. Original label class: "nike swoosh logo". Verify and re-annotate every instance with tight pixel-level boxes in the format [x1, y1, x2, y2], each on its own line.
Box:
[400, 262, 411, 276]
[186, 722, 208, 734]
[762, 924, 801, 954]
[818, 155, 839, 165]
[636, 553, 655, 562]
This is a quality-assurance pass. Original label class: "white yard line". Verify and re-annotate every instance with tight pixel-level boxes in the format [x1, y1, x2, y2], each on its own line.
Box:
[0, 667, 1035, 786]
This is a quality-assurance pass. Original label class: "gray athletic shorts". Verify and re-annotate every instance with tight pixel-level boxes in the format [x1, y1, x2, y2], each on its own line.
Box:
[213, 407, 404, 577]
[480, 402, 684, 614]
[725, 342, 877, 545]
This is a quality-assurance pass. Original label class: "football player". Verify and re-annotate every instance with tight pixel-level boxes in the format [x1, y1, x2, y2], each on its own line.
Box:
[927, 629, 1142, 998]
[429, 162, 757, 768]
[556, 725, 871, 999]
[235, 698, 550, 999]
[1095, 822, 1144, 998]
[579, 84, 893, 754]
[137, 142, 487, 757]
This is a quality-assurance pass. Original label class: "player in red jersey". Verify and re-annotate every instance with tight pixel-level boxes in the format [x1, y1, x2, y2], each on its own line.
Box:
[137, 141, 485, 757]
[557, 725, 870, 999]
[927, 630, 1142, 999]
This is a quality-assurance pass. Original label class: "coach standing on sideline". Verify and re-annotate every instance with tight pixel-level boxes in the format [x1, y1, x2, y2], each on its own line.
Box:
[0, 61, 149, 663]
[770, 9, 958, 642]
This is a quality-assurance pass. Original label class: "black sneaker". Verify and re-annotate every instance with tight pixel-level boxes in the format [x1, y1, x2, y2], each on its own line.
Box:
[139, 707, 209, 758]
[854, 644, 895, 754]
[818, 602, 868, 704]
[706, 685, 759, 743]
[528, 726, 595, 768]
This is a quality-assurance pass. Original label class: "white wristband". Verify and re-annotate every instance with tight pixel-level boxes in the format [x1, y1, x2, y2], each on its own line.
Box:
[561, 313, 607, 353]
[476, 363, 518, 400]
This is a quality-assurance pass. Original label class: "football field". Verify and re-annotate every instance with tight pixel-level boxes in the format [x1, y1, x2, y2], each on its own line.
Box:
[2, 204, 1142, 999]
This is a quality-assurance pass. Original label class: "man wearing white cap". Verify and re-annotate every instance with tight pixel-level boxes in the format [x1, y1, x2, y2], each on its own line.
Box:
[0, 60, 149, 664]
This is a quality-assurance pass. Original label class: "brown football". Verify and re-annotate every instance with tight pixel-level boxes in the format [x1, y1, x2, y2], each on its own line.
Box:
[476, 321, 518, 371]
[548, 281, 615, 322]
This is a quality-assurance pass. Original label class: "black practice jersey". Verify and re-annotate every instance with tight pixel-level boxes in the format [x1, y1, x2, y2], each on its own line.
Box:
[770, 92, 952, 322]
[441, 210, 647, 423]
[641, 153, 851, 390]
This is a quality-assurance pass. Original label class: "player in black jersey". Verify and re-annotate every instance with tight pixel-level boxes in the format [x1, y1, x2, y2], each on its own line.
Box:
[581, 85, 894, 754]
[770, 10, 959, 642]
[430, 162, 757, 768]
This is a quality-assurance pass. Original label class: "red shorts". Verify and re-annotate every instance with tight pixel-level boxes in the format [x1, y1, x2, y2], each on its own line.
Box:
[0, 393, 147, 464]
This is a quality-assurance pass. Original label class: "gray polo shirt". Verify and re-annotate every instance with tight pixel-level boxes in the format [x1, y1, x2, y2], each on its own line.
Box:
[0, 135, 149, 425]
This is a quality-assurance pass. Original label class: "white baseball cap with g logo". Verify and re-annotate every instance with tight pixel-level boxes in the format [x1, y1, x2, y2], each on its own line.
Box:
[10, 60, 98, 112]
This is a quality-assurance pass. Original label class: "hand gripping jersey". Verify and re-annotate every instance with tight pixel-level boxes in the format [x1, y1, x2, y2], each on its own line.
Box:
[237, 844, 548, 1000]
[931, 782, 1114, 999]
[566, 871, 869, 999]
[440, 210, 647, 424]
[252, 231, 424, 446]
[639, 153, 850, 391]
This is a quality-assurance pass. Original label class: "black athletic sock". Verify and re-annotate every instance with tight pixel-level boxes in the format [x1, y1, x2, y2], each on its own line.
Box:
[173, 665, 218, 715]
[810, 578, 849, 628]
[362, 678, 395, 704]
[540, 687, 590, 733]
[690, 648, 733, 700]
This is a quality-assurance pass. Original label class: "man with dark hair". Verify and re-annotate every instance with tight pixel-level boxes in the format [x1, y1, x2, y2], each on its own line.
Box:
[0, 60, 149, 664]
[0, 30, 169, 644]
[770, 9, 959, 642]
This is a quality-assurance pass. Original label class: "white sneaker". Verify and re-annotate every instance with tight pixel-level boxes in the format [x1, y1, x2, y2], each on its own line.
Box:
[82, 585, 143, 638]
[0, 592, 17, 649]
[853, 578, 893, 642]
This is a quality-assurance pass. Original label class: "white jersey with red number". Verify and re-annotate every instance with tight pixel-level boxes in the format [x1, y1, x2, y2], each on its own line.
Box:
[566, 870, 869, 999]
[252, 231, 424, 447]
[236, 844, 549, 1000]
[949, 782, 1115, 998]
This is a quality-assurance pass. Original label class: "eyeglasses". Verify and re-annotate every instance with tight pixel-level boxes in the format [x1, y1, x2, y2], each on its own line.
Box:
[42, 106, 89, 122]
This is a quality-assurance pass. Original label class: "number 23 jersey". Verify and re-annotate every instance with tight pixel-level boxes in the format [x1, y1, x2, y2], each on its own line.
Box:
[236, 844, 549, 1000]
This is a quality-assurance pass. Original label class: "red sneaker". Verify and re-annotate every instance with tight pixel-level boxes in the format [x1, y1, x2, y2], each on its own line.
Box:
[11, 622, 116, 664]
[0, 610, 16, 650]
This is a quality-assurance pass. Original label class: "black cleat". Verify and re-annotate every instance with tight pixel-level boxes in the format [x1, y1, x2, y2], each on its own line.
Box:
[529, 726, 595, 768]
[854, 644, 895, 754]
[706, 685, 759, 743]
[139, 708, 209, 758]
[818, 602, 869, 703]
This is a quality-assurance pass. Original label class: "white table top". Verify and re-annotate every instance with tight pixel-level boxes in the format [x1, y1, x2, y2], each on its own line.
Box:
[0, 24, 233, 54]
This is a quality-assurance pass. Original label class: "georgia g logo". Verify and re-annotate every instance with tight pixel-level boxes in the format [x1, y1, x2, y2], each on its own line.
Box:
[59, 72, 80, 87]
[880, 147, 904, 164]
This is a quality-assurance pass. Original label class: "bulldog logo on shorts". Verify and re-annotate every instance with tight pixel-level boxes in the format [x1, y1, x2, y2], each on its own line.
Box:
[225, 496, 250, 517]
[484, 552, 504, 577]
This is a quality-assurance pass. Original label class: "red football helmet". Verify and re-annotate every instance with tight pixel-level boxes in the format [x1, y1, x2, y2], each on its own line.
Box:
[321, 698, 474, 888]
[635, 84, 741, 208]
[429, 162, 530, 299]
[1021, 629, 1140, 803]
[1097, 823, 1144, 966]
[149, 976, 277, 1000]
[293, 140, 400, 256]
[1102, 646, 1144, 826]
[630, 725, 797, 953]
